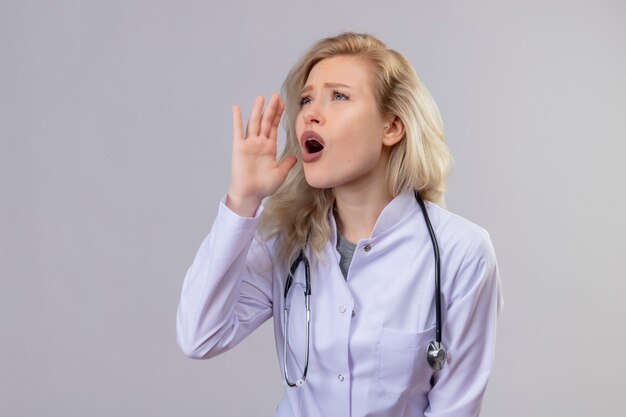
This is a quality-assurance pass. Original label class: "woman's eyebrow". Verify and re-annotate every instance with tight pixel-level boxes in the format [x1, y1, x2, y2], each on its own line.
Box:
[300, 82, 353, 94]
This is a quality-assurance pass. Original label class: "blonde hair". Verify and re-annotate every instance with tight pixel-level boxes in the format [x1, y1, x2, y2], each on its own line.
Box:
[259, 32, 453, 267]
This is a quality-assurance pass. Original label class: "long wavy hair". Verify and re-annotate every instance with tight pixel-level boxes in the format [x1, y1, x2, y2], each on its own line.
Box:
[259, 32, 453, 268]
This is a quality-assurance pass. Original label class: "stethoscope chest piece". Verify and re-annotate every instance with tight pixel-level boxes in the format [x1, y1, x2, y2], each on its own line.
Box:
[426, 341, 447, 371]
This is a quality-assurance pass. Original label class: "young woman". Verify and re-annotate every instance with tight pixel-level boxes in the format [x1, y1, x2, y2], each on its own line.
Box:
[177, 32, 503, 417]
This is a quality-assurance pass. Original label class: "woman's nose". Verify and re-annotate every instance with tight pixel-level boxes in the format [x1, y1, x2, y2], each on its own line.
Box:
[302, 101, 325, 125]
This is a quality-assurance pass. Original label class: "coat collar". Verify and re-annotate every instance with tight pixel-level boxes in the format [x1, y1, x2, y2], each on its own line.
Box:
[328, 191, 421, 246]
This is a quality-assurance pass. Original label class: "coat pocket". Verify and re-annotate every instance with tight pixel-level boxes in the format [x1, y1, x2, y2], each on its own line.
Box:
[377, 326, 436, 398]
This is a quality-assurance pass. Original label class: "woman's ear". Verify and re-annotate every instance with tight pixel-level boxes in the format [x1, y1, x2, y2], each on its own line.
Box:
[382, 116, 405, 147]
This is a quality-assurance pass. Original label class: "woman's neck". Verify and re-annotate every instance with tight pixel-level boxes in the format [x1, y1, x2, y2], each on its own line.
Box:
[333, 187, 393, 244]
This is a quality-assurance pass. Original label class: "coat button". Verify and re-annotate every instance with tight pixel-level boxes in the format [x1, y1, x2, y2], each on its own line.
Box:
[339, 305, 347, 314]
[364, 244, 371, 252]
[338, 374, 345, 382]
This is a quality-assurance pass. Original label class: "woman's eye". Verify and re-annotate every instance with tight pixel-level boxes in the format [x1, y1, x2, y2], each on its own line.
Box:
[299, 96, 311, 107]
[333, 91, 349, 101]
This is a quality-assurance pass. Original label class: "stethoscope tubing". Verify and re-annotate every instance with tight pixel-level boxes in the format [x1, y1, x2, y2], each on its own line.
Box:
[414, 191, 443, 345]
[283, 250, 311, 387]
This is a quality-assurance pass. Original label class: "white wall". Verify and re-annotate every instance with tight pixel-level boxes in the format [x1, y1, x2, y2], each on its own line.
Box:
[2, 0, 625, 415]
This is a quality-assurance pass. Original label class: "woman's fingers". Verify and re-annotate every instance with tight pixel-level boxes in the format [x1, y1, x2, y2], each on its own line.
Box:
[243, 93, 282, 140]
[259, 93, 279, 138]
[268, 99, 284, 141]
[232, 105, 244, 142]
[277, 154, 297, 178]
[245, 96, 264, 139]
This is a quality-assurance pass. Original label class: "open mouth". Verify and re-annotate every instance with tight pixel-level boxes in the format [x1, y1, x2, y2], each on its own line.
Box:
[300, 131, 325, 163]
[305, 138, 324, 154]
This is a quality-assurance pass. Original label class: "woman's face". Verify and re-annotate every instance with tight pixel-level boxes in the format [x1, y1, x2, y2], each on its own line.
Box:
[295, 55, 393, 191]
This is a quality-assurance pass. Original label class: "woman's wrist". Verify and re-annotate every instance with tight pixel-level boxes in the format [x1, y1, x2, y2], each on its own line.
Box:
[225, 192, 262, 218]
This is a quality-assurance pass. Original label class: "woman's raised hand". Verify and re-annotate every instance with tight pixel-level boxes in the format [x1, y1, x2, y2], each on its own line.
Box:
[227, 93, 297, 217]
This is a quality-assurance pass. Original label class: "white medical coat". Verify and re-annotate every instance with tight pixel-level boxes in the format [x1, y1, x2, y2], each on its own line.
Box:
[176, 192, 503, 417]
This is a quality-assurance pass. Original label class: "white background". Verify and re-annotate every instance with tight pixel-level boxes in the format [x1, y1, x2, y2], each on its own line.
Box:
[2, 0, 625, 415]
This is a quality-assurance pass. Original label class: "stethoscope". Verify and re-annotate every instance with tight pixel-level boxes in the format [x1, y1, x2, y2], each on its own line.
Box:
[282, 191, 447, 388]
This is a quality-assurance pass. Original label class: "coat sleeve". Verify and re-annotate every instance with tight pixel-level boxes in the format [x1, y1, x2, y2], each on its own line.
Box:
[425, 230, 503, 417]
[176, 198, 275, 359]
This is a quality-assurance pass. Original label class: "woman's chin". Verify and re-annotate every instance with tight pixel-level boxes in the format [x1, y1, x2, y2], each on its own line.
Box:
[303, 172, 334, 190]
